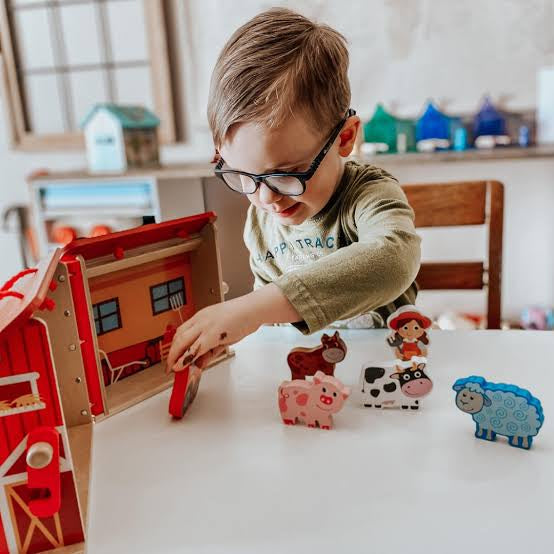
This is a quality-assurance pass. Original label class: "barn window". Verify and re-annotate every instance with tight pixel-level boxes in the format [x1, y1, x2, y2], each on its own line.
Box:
[150, 277, 186, 315]
[93, 298, 122, 335]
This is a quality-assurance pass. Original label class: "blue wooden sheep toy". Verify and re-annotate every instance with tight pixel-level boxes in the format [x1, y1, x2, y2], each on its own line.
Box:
[453, 376, 544, 450]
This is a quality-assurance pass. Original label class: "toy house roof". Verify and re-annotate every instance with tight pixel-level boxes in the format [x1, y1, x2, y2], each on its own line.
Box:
[62, 212, 216, 261]
[416, 101, 451, 141]
[0, 250, 62, 336]
[473, 96, 506, 137]
[81, 103, 160, 130]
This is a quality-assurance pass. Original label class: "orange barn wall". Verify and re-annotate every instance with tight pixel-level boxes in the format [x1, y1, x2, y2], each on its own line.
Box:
[89, 254, 194, 353]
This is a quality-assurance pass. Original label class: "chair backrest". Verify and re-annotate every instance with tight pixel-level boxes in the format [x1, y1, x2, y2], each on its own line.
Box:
[401, 180, 504, 329]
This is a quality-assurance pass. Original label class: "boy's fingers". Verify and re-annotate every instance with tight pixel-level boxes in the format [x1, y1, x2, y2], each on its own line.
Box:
[165, 345, 180, 371]
[195, 345, 226, 369]
[166, 327, 201, 370]
[189, 337, 207, 365]
[195, 353, 210, 370]
[175, 317, 194, 337]
[189, 332, 222, 366]
[212, 344, 226, 359]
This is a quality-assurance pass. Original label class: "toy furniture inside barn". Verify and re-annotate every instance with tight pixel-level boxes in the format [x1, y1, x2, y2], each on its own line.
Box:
[402, 180, 504, 329]
[0, 212, 228, 553]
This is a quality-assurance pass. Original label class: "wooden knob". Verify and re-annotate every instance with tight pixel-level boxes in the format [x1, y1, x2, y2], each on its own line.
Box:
[26, 442, 54, 469]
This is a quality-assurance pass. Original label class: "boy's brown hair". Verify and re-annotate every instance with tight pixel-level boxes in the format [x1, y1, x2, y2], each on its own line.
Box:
[207, 7, 350, 148]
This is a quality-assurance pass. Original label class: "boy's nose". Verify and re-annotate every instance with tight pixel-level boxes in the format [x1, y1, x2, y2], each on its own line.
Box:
[258, 182, 283, 205]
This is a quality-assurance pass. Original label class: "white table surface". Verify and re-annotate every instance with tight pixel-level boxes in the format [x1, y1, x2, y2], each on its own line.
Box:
[88, 327, 554, 554]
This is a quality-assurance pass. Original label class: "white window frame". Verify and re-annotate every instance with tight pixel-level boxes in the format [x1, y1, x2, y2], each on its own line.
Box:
[0, 0, 176, 150]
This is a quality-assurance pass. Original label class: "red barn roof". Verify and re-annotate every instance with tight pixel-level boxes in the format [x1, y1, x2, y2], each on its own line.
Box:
[62, 211, 216, 261]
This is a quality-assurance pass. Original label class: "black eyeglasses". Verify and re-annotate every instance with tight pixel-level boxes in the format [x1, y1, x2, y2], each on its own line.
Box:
[214, 108, 356, 196]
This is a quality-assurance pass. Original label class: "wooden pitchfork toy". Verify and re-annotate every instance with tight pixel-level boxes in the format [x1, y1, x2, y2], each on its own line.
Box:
[169, 292, 185, 323]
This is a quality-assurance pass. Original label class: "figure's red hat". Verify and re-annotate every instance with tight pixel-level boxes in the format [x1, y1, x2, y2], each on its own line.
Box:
[387, 308, 432, 330]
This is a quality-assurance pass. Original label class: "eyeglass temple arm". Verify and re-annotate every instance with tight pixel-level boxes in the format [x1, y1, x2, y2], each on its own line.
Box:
[307, 109, 356, 175]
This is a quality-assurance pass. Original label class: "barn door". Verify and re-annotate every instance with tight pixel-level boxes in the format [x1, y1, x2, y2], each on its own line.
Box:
[0, 319, 86, 554]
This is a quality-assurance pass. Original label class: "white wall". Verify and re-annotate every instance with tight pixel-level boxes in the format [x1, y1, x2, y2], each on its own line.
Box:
[181, 0, 554, 127]
[1, 0, 553, 322]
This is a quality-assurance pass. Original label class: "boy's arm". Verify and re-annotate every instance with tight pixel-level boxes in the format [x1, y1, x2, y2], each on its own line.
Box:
[274, 179, 421, 333]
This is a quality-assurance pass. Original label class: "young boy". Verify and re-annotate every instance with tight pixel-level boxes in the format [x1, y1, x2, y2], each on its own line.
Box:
[166, 8, 420, 371]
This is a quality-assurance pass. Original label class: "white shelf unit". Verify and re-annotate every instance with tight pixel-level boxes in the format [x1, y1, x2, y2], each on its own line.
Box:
[29, 168, 208, 258]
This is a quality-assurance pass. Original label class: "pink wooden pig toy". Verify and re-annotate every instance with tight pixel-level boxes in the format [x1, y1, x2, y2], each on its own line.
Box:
[278, 370, 350, 429]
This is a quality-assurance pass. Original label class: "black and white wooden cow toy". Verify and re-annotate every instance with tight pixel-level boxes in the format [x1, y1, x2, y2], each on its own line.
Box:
[359, 358, 433, 410]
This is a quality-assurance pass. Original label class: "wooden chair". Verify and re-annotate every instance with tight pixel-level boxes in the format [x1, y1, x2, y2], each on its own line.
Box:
[401, 180, 504, 329]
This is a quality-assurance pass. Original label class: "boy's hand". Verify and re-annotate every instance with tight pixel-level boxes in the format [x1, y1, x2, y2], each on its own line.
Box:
[166, 297, 259, 371]
[165, 284, 300, 372]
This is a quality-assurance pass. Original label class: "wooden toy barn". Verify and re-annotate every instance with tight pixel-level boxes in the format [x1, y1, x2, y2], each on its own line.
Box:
[0, 212, 227, 553]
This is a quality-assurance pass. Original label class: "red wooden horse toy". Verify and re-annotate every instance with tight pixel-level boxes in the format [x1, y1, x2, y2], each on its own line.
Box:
[287, 331, 347, 380]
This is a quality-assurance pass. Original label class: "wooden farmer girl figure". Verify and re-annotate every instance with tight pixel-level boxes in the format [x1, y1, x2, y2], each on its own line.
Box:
[386, 306, 432, 361]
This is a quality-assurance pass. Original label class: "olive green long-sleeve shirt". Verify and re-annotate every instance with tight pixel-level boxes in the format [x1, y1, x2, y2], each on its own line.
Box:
[243, 161, 421, 334]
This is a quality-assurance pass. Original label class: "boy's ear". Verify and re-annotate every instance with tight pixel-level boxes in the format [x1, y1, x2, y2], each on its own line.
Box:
[338, 115, 361, 157]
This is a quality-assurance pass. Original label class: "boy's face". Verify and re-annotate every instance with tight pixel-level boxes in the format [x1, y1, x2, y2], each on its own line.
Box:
[219, 113, 359, 225]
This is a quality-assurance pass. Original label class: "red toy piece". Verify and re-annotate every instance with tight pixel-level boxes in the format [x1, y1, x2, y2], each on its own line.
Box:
[278, 371, 350, 429]
[168, 363, 202, 419]
[287, 331, 347, 380]
[26, 426, 61, 518]
[39, 297, 56, 311]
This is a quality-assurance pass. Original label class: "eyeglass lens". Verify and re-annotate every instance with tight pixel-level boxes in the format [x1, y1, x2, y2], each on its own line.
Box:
[220, 170, 304, 196]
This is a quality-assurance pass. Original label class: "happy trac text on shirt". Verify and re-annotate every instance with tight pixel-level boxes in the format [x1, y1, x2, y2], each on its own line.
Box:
[256, 235, 336, 262]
